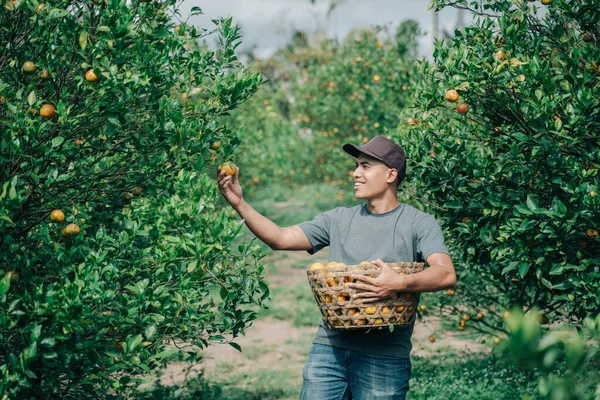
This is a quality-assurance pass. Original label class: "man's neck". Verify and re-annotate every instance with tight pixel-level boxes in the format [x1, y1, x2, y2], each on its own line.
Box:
[366, 194, 400, 214]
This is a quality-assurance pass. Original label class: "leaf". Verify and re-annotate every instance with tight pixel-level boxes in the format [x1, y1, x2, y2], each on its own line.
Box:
[0, 273, 10, 295]
[551, 197, 567, 218]
[79, 31, 88, 50]
[526, 195, 539, 212]
[0, 215, 15, 225]
[51, 136, 65, 148]
[228, 342, 242, 352]
[187, 261, 197, 273]
[145, 324, 156, 340]
[518, 262, 530, 278]
[27, 91, 36, 106]
[219, 286, 228, 300]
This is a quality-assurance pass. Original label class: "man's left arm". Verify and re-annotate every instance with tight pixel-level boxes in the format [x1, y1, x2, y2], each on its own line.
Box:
[350, 254, 456, 303]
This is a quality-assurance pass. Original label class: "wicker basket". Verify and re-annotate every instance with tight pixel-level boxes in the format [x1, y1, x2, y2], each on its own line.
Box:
[306, 262, 424, 330]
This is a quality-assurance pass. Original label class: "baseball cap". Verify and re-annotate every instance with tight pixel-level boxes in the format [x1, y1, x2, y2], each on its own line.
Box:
[342, 136, 407, 184]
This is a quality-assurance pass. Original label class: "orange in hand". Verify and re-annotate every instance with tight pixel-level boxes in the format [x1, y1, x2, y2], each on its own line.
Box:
[219, 162, 237, 176]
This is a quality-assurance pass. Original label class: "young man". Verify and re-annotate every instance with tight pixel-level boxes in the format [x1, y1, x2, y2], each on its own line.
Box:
[217, 136, 456, 400]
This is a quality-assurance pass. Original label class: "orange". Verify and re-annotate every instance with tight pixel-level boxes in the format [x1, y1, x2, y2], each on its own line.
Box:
[61, 223, 81, 237]
[462, 313, 471, 321]
[586, 228, 598, 238]
[476, 312, 485, 320]
[220, 162, 237, 176]
[459, 320, 466, 328]
[85, 69, 99, 82]
[373, 75, 381, 82]
[445, 90, 459, 102]
[324, 295, 334, 304]
[325, 261, 340, 268]
[338, 294, 350, 302]
[428, 335, 436, 343]
[365, 307, 377, 315]
[325, 277, 338, 287]
[503, 311, 510, 319]
[50, 209, 65, 223]
[309, 262, 325, 271]
[407, 117, 418, 125]
[39, 69, 50, 79]
[356, 319, 366, 326]
[456, 103, 469, 114]
[395, 305, 405, 313]
[374, 318, 383, 325]
[540, 0, 552, 4]
[493, 336, 501, 344]
[23, 61, 36, 73]
[210, 141, 220, 150]
[446, 289, 455, 296]
[132, 187, 142, 196]
[382, 306, 391, 314]
[40, 104, 56, 118]
[418, 304, 427, 312]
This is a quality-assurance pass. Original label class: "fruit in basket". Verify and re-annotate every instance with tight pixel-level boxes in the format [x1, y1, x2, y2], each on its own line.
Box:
[356, 319, 366, 326]
[310, 262, 325, 271]
[374, 318, 383, 325]
[349, 309, 359, 316]
[325, 275, 339, 286]
[396, 305, 405, 313]
[324, 295, 334, 303]
[382, 306, 391, 314]
[338, 294, 350, 302]
[365, 307, 377, 315]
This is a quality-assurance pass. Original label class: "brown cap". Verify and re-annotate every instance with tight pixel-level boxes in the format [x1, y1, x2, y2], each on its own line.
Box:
[343, 136, 407, 184]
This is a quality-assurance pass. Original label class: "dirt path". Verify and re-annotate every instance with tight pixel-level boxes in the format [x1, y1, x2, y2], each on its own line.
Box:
[156, 250, 487, 398]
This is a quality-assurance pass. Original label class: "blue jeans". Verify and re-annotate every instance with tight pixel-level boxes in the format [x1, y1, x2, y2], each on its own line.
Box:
[300, 343, 411, 400]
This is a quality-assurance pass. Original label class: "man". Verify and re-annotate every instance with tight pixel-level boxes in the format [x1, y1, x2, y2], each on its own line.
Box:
[217, 135, 456, 400]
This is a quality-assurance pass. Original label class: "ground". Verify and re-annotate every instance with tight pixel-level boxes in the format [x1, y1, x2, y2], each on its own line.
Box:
[154, 249, 489, 400]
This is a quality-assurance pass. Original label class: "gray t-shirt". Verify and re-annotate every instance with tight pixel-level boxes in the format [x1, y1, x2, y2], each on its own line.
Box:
[298, 203, 449, 358]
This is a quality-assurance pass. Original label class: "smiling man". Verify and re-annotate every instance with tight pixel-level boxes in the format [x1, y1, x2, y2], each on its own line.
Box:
[217, 135, 456, 400]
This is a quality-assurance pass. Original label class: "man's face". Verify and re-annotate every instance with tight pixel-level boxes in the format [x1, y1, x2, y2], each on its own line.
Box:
[352, 154, 395, 199]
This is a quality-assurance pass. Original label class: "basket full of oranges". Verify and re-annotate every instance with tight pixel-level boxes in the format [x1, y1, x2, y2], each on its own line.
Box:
[306, 261, 424, 330]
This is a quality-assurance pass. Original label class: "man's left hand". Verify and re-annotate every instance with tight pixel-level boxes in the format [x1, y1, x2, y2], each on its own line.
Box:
[349, 259, 406, 303]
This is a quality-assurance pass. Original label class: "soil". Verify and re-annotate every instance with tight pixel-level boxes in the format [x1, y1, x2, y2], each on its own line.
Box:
[156, 249, 488, 394]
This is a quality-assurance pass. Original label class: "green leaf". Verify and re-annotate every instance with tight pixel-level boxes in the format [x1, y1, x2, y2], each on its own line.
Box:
[228, 342, 242, 352]
[144, 324, 156, 340]
[51, 136, 65, 148]
[519, 262, 530, 278]
[219, 286, 228, 300]
[0, 215, 15, 225]
[0, 274, 10, 295]
[27, 91, 36, 106]
[79, 31, 88, 50]
[550, 197, 567, 218]
[526, 195, 539, 211]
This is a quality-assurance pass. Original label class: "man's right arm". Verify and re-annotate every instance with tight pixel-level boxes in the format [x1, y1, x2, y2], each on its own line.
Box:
[217, 166, 312, 251]
[234, 200, 312, 250]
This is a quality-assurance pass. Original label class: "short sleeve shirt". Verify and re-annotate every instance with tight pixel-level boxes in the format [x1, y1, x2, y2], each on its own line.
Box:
[298, 203, 449, 358]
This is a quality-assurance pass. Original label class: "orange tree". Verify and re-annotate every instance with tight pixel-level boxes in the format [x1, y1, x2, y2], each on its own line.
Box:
[0, 0, 267, 398]
[398, 0, 599, 335]
[234, 21, 422, 194]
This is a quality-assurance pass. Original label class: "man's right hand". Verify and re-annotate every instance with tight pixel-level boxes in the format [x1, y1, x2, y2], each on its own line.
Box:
[217, 165, 243, 208]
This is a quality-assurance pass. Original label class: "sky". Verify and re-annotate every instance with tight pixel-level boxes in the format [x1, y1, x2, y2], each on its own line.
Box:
[180, 0, 472, 59]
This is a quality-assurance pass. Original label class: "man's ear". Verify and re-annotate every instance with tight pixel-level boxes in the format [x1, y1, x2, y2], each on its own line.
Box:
[387, 168, 398, 184]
